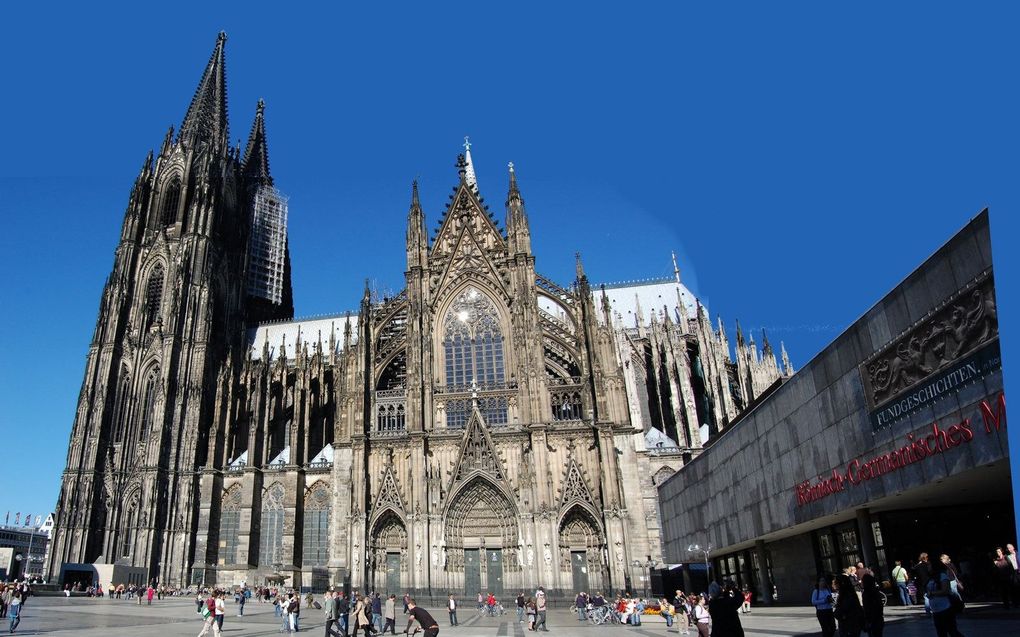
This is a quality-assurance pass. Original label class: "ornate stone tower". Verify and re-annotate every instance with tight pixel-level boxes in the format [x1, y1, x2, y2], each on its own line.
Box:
[47, 33, 292, 585]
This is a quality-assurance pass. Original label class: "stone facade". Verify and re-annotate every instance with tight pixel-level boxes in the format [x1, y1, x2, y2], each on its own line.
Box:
[47, 33, 788, 595]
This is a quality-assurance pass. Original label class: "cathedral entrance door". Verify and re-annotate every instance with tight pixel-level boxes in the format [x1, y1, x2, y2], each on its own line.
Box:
[487, 549, 504, 596]
[385, 552, 401, 595]
[464, 549, 481, 597]
[571, 550, 589, 593]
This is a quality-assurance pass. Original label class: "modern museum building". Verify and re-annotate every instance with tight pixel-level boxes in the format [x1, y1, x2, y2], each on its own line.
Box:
[658, 210, 1009, 603]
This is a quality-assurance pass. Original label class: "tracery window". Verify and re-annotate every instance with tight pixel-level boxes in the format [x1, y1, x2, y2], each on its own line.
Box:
[139, 368, 160, 438]
[376, 403, 405, 432]
[551, 391, 583, 421]
[161, 178, 181, 227]
[219, 486, 242, 565]
[443, 287, 505, 388]
[144, 265, 165, 329]
[302, 483, 331, 567]
[121, 494, 140, 558]
[259, 483, 285, 566]
[442, 287, 507, 427]
[112, 370, 131, 443]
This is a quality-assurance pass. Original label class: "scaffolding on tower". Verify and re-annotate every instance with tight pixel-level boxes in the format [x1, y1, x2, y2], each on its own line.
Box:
[246, 185, 289, 305]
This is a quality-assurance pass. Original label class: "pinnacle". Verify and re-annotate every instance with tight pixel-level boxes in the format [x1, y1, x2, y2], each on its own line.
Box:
[243, 99, 272, 186]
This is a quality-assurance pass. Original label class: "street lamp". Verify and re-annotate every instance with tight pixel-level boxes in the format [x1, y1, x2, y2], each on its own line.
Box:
[687, 543, 712, 590]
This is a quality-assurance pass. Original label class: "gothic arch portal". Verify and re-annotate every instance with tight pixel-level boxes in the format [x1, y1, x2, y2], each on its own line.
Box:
[558, 504, 607, 594]
[445, 476, 518, 549]
[369, 510, 407, 595]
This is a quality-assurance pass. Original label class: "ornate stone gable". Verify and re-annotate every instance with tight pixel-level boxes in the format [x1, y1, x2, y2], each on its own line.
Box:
[429, 182, 508, 296]
[558, 458, 597, 512]
[448, 405, 508, 489]
[373, 466, 406, 513]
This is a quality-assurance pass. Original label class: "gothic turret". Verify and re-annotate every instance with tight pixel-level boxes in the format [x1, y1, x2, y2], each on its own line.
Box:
[406, 180, 427, 269]
[506, 162, 532, 255]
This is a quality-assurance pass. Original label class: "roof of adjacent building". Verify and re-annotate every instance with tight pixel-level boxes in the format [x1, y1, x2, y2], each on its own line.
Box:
[246, 314, 359, 361]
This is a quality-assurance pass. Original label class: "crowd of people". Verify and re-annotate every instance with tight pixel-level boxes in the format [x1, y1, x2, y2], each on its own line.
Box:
[1, 581, 31, 633]
[809, 549, 1005, 637]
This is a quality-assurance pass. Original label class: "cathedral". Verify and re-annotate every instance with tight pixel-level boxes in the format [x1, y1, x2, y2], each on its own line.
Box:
[47, 33, 791, 596]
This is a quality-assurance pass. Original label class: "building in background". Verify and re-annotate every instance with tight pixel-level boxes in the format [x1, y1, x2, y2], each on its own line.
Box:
[658, 211, 1009, 603]
[0, 517, 52, 581]
[47, 33, 789, 595]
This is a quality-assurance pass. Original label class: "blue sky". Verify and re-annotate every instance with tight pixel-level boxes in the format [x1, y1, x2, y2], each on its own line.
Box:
[0, 3, 1017, 527]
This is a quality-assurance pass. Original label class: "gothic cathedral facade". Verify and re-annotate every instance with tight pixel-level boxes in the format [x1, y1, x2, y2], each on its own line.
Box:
[48, 34, 790, 596]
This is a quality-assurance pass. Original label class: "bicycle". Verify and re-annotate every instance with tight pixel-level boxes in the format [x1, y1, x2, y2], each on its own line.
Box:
[485, 604, 505, 617]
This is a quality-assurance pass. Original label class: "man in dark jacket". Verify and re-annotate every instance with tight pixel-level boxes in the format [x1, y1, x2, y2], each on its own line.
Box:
[337, 592, 350, 637]
[707, 581, 744, 637]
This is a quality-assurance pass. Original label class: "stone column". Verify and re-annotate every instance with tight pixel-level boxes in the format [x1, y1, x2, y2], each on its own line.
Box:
[754, 540, 772, 606]
[856, 508, 879, 571]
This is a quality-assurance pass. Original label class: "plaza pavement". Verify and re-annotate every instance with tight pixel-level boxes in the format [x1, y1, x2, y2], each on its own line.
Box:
[8, 596, 1018, 637]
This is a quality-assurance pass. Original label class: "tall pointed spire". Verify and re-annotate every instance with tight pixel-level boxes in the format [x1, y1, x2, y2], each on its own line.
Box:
[463, 136, 478, 189]
[671, 251, 682, 283]
[407, 180, 427, 268]
[179, 31, 229, 146]
[505, 162, 532, 255]
[243, 98, 272, 187]
[575, 251, 586, 281]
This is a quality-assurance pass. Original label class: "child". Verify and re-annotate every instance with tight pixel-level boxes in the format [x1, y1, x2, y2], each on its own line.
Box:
[741, 588, 752, 613]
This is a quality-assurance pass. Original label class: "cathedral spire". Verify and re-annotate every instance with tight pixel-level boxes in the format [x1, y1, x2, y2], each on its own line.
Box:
[179, 31, 229, 146]
[575, 251, 586, 281]
[407, 180, 427, 268]
[243, 98, 272, 187]
[505, 162, 532, 255]
[781, 341, 793, 376]
[463, 136, 478, 190]
[672, 250, 682, 283]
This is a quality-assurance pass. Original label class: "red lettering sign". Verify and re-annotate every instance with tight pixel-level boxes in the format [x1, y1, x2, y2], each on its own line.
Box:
[794, 392, 1004, 507]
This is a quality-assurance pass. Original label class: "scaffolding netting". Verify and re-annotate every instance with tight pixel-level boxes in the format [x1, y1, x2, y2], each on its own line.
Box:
[246, 185, 289, 305]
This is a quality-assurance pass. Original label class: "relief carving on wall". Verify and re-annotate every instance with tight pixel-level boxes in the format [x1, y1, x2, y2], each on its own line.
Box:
[862, 272, 997, 407]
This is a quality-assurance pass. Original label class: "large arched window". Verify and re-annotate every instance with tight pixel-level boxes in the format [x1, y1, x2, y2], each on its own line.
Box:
[259, 483, 286, 566]
[442, 287, 505, 388]
[302, 482, 331, 567]
[144, 265, 164, 329]
[161, 178, 182, 227]
[139, 368, 160, 439]
[220, 486, 243, 565]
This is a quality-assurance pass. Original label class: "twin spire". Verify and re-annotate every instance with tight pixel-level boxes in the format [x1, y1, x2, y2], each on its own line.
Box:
[177, 32, 273, 185]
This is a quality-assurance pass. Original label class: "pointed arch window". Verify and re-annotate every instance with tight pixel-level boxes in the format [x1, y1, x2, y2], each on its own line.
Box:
[259, 484, 286, 566]
[112, 370, 131, 443]
[302, 483, 331, 567]
[161, 178, 182, 227]
[144, 265, 165, 329]
[121, 496, 139, 558]
[443, 287, 506, 389]
[140, 368, 160, 438]
[442, 287, 507, 427]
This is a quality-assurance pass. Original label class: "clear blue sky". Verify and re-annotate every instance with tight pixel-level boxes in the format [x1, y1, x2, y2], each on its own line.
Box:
[0, 3, 1017, 527]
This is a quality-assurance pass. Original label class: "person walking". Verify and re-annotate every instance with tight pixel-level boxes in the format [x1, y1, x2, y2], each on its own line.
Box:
[515, 592, 525, 624]
[147, 586, 155, 605]
[833, 575, 864, 637]
[289, 592, 302, 633]
[373, 594, 384, 634]
[526, 598, 536, 631]
[239, 588, 247, 617]
[812, 577, 836, 637]
[892, 560, 910, 606]
[861, 574, 884, 637]
[446, 594, 458, 627]
[7, 593, 21, 634]
[352, 595, 371, 637]
[693, 596, 710, 637]
[198, 592, 222, 637]
[534, 588, 548, 632]
[384, 594, 397, 633]
[926, 560, 965, 637]
[215, 591, 227, 634]
[338, 592, 350, 637]
[914, 553, 933, 603]
[325, 591, 338, 637]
